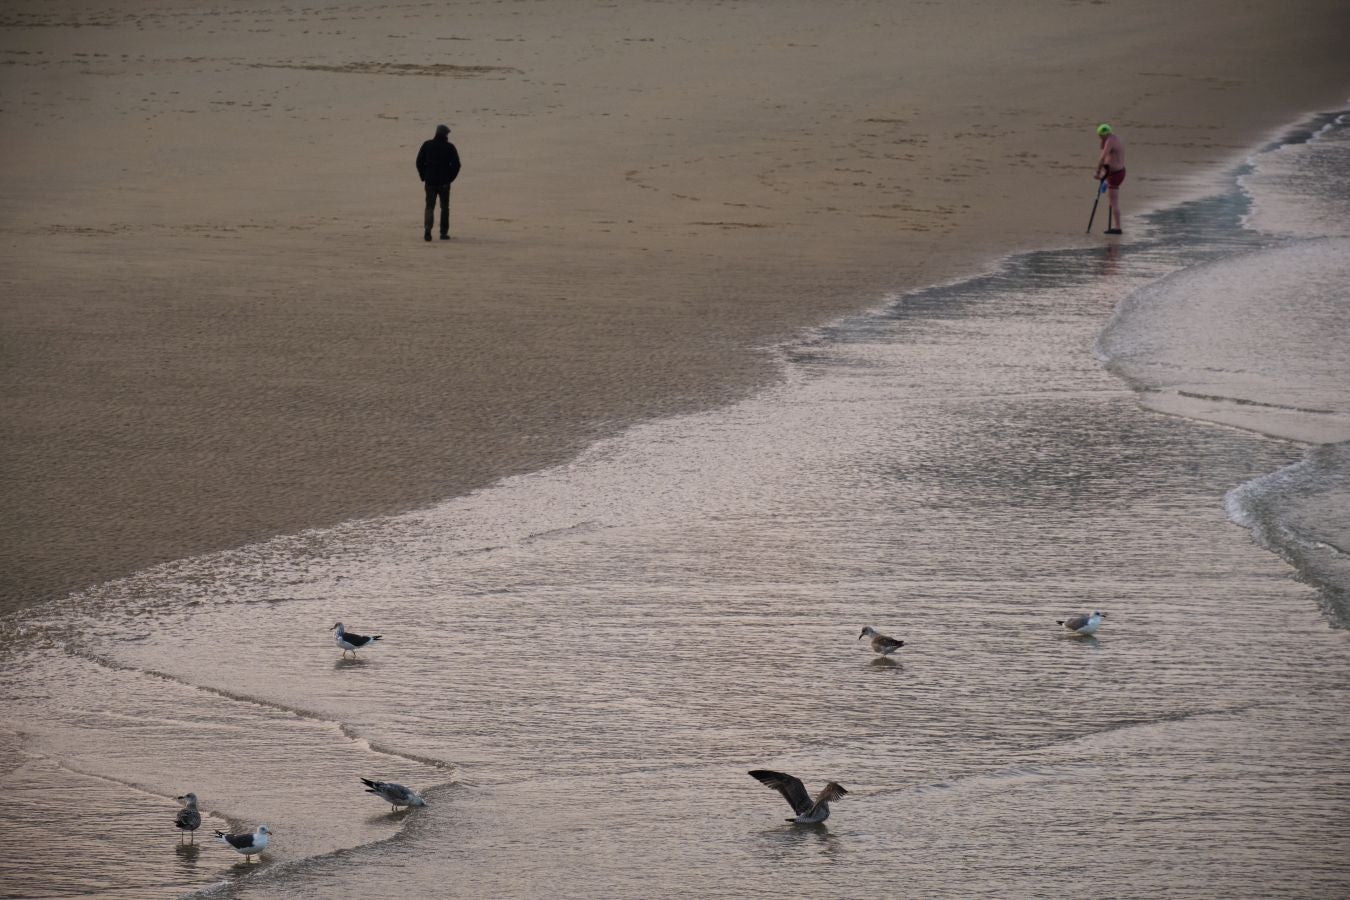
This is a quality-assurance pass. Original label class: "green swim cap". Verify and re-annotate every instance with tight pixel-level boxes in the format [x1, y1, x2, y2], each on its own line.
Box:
[1097, 123, 1113, 136]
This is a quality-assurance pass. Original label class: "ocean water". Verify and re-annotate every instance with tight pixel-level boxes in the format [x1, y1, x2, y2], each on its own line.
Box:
[2, 113, 1348, 899]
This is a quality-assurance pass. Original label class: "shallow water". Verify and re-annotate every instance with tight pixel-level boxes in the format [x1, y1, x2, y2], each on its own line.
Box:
[2, 116, 1348, 898]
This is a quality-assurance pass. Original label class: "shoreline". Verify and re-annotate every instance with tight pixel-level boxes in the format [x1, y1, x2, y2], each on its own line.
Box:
[1088, 111, 1350, 632]
[3, 1, 1349, 615]
[3, 90, 1348, 900]
[28, 109, 1339, 622]
[1097, 113, 1350, 449]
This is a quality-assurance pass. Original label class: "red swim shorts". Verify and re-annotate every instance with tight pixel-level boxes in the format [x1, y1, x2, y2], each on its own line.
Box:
[1106, 168, 1126, 188]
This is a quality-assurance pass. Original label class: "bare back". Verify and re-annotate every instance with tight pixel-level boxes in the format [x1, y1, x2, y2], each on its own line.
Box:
[1099, 134, 1125, 172]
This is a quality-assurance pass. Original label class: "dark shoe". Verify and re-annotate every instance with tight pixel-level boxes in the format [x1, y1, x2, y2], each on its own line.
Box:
[424, 231, 432, 242]
[1105, 228, 1122, 235]
[440, 233, 450, 240]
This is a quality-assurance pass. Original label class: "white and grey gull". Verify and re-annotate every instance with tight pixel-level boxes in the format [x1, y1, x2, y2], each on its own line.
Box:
[749, 770, 849, 824]
[214, 824, 270, 862]
[360, 777, 426, 811]
[173, 792, 201, 843]
[1057, 610, 1106, 635]
[331, 622, 382, 657]
[859, 626, 905, 656]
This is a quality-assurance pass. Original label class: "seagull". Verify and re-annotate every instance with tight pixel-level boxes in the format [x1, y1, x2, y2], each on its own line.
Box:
[331, 622, 382, 657]
[1057, 610, 1106, 635]
[748, 770, 849, 824]
[858, 626, 905, 655]
[214, 824, 270, 862]
[173, 792, 201, 843]
[360, 778, 426, 812]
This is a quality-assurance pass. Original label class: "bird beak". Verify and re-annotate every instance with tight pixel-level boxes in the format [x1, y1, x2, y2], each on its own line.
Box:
[330, 623, 339, 631]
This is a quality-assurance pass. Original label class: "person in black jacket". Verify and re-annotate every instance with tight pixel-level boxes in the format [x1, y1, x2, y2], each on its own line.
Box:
[416, 124, 461, 241]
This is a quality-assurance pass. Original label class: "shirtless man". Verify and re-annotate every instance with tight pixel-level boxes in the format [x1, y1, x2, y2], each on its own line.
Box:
[1095, 123, 1125, 235]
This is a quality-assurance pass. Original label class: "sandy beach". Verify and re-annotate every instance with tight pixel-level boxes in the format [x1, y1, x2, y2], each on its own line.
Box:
[2, 0, 1347, 611]
[3, 5, 1350, 898]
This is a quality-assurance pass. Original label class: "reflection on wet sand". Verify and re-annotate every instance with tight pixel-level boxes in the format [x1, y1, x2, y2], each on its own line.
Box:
[4, 117, 1349, 899]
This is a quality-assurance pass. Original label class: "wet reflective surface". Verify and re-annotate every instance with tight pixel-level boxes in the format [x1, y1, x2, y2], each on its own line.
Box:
[2, 118, 1348, 898]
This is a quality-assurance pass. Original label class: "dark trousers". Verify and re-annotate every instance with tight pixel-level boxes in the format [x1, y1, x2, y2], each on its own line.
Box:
[424, 183, 451, 235]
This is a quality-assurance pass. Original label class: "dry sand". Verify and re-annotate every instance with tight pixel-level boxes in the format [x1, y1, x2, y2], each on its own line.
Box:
[2, 0, 1347, 612]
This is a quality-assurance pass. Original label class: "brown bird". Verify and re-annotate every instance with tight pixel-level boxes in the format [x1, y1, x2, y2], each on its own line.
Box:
[858, 626, 905, 655]
[749, 770, 849, 824]
[173, 792, 201, 843]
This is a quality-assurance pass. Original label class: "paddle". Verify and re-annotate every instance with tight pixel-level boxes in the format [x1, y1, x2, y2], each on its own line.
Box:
[1086, 176, 1107, 233]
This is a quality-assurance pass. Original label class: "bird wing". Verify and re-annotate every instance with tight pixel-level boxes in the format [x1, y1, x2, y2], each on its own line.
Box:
[218, 831, 254, 849]
[175, 808, 201, 829]
[1060, 613, 1088, 630]
[748, 770, 813, 815]
[808, 781, 849, 816]
[345, 631, 371, 646]
[362, 778, 411, 801]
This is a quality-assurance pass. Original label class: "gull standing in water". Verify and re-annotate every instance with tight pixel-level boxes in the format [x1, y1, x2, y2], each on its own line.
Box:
[214, 824, 270, 862]
[748, 770, 849, 824]
[360, 778, 427, 812]
[331, 622, 382, 657]
[173, 792, 201, 843]
[1057, 610, 1106, 635]
[858, 626, 905, 656]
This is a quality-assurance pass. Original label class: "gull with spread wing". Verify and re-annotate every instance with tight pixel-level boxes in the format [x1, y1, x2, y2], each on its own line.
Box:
[748, 770, 849, 824]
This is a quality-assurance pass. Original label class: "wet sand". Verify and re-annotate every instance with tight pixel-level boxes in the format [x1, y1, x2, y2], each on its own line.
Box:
[2, 0, 1348, 612]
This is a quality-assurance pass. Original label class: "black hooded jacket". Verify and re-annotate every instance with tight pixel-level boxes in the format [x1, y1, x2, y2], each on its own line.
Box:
[416, 135, 461, 185]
